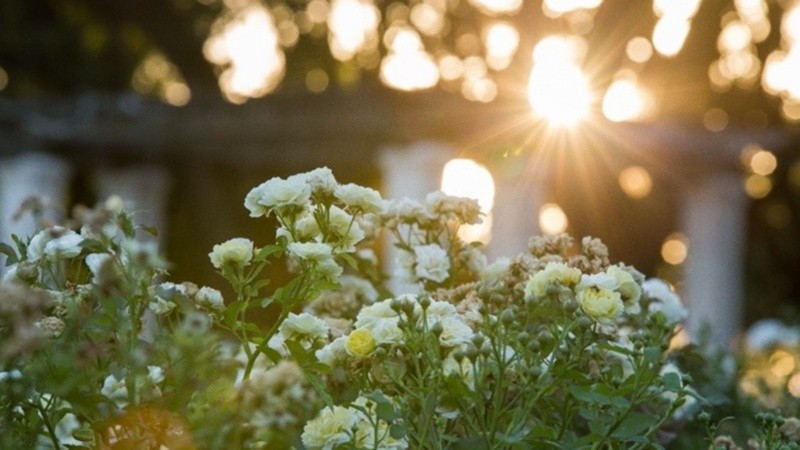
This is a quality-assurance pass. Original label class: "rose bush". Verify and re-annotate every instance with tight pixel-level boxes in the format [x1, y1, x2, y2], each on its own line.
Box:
[1, 167, 798, 449]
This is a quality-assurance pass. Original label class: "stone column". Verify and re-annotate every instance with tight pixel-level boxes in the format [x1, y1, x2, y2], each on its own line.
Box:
[378, 141, 456, 294]
[682, 171, 748, 349]
[487, 165, 548, 259]
[93, 165, 172, 244]
[0, 152, 73, 270]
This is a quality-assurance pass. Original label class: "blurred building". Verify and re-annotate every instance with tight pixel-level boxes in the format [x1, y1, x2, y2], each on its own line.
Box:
[1, 86, 794, 348]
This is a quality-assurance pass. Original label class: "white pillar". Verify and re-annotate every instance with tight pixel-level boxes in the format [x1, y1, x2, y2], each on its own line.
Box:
[93, 166, 172, 244]
[378, 141, 456, 294]
[0, 152, 73, 267]
[682, 172, 748, 348]
[487, 166, 548, 259]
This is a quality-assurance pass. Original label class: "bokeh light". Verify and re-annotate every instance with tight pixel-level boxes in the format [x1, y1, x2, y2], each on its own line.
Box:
[602, 75, 650, 122]
[745, 174, 773, 199]
[539, 203, 569, 234]
[380, 28, 440, 91]
[749, 149, 778, 176]
[626, 37, 654, 63]
[328, 0, 380, 60]
[204, 3, 285, 103]
[543, 0, 603, 16]
[467, 0, 523, 15]
[661, 233, 688, 265]
[441, 159, 496, 243]
[527, 35, 592, 126]
[618, 166, 653, 199]
[652, 16, 691, 57]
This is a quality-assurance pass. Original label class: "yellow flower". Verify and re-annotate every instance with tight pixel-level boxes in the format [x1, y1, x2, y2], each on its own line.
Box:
[577, 285, 623, 323]
[345, 329, 376, 358]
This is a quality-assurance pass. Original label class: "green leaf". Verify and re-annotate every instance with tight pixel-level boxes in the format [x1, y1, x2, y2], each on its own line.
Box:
[389, 423, 407, 440]
[140, 226, 159, 237]
[339, 253, 359, 270]
[643, 346, 662, 365]
[610, 411, 656, 440]
[663, 372, 682, 392]
[304, 372, 333, 406]
[254, 244, 283, 262]
[375, 402, 400, 422]
[0, 242, 18, 265]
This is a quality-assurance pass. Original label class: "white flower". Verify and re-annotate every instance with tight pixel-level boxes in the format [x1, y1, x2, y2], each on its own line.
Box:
[36, 412, 85, 449]
[413, 244, 450, 283]
[2, 264, 20, 283]
[316, 336, 349, 366]
[425, 300, 456, 320]
[85, 253, 112, 280]
[209, 238, 254, 269]
[101, 374, 128, 408]
[318, 259, 344, 279]
[280, 312, 329, 341]
[334, 183, 383, 213]
[288, 242, 333, 261]
[43, 230, 84, 260]
[245, 176, 311, 218]
[644, 279, 687, 325]
[147, 365, 165, 385]
[355, 299, 401, 329]
[437, 316, 474, 347]
[196, 286, 225, 311]
[576, 274, 624, 323]
[27, 230, 51, 260]
[302, 405, 361, 450]
[298, 167, 338, 196]
[341, 275, 379, 304]
[369, 318, 404, 345]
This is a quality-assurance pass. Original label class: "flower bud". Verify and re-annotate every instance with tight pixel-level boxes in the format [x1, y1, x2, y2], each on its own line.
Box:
[419, 296, 431, 310]
[517, 332, 530, 344]
[390, 298, 403, 312]
[500, 309, 515, 325]
[465, 345, 479, 360]
[430, 322, 444, 336]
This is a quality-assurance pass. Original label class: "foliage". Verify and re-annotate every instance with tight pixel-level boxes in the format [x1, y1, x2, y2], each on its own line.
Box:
[1, 167, 799, 449]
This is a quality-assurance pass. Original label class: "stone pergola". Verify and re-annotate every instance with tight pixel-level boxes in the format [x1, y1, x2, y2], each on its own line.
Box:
[0, 86, 792, 347]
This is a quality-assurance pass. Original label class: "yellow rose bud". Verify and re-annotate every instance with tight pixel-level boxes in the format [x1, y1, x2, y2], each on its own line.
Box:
[345, 328, 376, 358]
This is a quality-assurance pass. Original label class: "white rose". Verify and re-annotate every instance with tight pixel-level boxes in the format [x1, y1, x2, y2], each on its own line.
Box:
[297, 167, 337, 196]
[316, 336, 348, 366]
[576, 274, 623, 323]
[43, 230, 83, 260]
[196, 286, 225, 311]
[480, 257, 510, 281]
[244, 176, 310, 218]
[413, 244, 450, 283]
[334, 183, 383, 213]
[327, 206, 365, 252]
[147, 365, 165, 385]
[644, 279, 687, 325]
[208, 238, 254, 269]
[85, 253, 112, 280]
[287, 242, 333, 261]
[301, 405, 360, 450]
[437, 316, 474, 347]
[280, 312, 329, 341]
[605, 265, 642, 314]
[355, 299, 400, 329]
[27, 229, 51, 260]
[101, 374, 128, 408]
[369, 318, 404, 345]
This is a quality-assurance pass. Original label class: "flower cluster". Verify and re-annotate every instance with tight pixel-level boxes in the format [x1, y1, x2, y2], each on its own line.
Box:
[3, 167, 774, 450]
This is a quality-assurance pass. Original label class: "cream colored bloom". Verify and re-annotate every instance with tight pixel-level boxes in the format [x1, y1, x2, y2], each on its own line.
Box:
[524, 262, 581, 300]
[413, 244, 450, 283]
[209, 238, 254, 269]
[298, 167, 338, 196]
[196, 286, 224, 311]
[302, 405, 360, 450]
[44, 231, 84, 260]
[576, 274, 623, 323]
[327, 205, 365, 252]
[345, 328, 376, 358]
[245, 176, 311, 218]
[605, 265, 642, 314]
[280, 312, 329, 341]
[334, 183, 383, 213]
[316, 336, 348, 366]
[437, 316, 474, 347]
[288, 242, 333, 261]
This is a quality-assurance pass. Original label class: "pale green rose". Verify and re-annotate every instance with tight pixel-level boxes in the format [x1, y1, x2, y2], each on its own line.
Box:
[524, 262, 581, 300]
[287, 242, 333, 261]
[208, 238, 254, 269]
[605, 265, 642, 314]
[244, 176, 311, 218]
